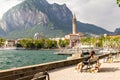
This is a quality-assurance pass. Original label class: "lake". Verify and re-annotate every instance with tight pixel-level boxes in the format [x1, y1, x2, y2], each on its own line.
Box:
[0, 50, 69, 70]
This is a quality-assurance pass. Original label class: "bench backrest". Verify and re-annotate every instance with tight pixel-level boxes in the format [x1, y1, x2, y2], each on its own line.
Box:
[89, 57, 99, 63]
[0, 71, 49, 80]
[82, 52, 89, 56]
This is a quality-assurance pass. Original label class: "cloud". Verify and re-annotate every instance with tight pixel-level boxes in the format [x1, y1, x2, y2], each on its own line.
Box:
[0, 0, 22, 19]
[0, 0, 120, 32]
[47, 0, 120, 32]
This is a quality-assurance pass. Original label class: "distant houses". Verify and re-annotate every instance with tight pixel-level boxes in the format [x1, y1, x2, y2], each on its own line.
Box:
[4, 39, 20, 47]
[34, 32, 41, 40]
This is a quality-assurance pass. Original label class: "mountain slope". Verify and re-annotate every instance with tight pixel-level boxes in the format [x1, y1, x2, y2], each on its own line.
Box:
[0, 0, 112, 38]
[114, 27, 120, 35]
[77, 22, 111, 34]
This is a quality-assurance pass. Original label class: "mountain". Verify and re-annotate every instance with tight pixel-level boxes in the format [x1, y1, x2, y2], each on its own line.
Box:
[114, 27, 120, 35]
[0, 0, 112, 39]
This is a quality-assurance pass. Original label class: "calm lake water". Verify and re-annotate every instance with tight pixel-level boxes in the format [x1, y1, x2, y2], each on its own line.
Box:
[0, 50, 69, 70]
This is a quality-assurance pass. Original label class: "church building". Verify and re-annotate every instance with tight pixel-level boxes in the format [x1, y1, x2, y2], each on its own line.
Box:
[65, 14, 84, 47]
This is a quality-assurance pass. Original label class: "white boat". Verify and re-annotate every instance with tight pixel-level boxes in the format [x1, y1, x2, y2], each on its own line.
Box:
[98, 48, 117, 54]
[55, 43, 83, 55]
[55, 44, 97, 55]
[54, 49, 76, 55]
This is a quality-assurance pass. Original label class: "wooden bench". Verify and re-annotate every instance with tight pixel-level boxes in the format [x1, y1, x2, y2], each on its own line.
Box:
[0, 71, 50, 80]
[81, 52, 89, 57]
[103, 54, 113, 63]
[81, 56, 99, 72]
[115, 52, 120, 59]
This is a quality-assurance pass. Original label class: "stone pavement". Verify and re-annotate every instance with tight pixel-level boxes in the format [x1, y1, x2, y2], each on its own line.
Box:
[49, 58, 120, 80]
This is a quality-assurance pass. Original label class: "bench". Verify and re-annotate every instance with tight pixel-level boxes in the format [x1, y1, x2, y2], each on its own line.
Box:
[103, 54, 113, 63]
[81, 52, 89, 57]
[31, 71, 49, 80]
[114, 52, 120, 58]
[81, 56, 99, 72]
[0, 71, 50, 80]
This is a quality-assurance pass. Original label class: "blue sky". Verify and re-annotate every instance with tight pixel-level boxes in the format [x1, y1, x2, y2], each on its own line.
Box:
[0, 0, 120, 32]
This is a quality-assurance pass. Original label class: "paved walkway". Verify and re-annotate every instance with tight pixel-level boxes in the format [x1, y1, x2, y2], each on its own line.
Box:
[49, 58, 120, 80]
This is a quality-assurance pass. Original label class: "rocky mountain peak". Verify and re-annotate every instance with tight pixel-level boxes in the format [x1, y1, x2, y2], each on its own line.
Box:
[0, 0, 112, 38]
[114, 27, 120, 35]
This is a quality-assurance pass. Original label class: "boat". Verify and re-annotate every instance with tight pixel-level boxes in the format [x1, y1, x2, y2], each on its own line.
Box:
[98, 48, 117, 54]
[55, 43, 96, 55]
[54, 48, 77, 55]
[55, 43, 82, 55]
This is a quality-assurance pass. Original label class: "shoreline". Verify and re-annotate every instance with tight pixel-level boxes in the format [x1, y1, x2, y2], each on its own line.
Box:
[25, 47, 66, 51]
[0, 47, 61, 51]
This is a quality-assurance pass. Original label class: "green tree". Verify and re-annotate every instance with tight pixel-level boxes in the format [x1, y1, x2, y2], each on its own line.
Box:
[26, 41, 35, 49]
[51, 40, 57, 48]
[20, 39, 28, 48]
[34, 38, 45, 49]
[58, 39, 63, 48]
[98, 36, 104, 47]
[45, 39, 53, 49]
[39, 38, 45, 48]
[80, 37, 92, 45]
[58, 39, 67, 48]
[20, 39, 35, 49]
[34, 40, 40, 49]
[64, 39, 70, 47]
[19, 38, 58, 49]
[117, 0, 120, 7]
[0, 38, 6, 47]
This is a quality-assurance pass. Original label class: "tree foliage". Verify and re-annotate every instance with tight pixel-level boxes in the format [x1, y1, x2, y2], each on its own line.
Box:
[117, 0, 120, 6]
[19, 38, 58, 49]
[0, 38, 6, 47]
[34, 38, 45, 49]
[103, 36, 120, 49]
[80, 35, 120, 49]
[80, 36, 104, 47]
[58, 39, 69, 48]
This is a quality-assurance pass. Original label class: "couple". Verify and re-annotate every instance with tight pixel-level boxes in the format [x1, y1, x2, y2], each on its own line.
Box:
[75, 50, 100, 72]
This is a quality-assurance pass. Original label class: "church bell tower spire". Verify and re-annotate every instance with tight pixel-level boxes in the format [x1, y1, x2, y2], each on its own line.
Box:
[72, 14, 77, 34]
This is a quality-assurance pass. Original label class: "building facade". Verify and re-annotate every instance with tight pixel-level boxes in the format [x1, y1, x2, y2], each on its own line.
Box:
[65, 14, 84, 48]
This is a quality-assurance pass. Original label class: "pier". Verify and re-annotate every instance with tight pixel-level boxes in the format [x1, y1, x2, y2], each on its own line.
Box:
[0, 52, 119, 80]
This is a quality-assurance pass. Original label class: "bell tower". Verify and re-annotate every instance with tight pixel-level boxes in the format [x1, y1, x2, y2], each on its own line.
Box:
[72, 14, 77, 34]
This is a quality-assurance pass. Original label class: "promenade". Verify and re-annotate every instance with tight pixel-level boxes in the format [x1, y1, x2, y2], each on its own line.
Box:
[49, 58, 120, 80]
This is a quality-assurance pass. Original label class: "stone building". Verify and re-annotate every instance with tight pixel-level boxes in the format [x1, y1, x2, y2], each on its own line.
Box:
[34, 32, 41, 40]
